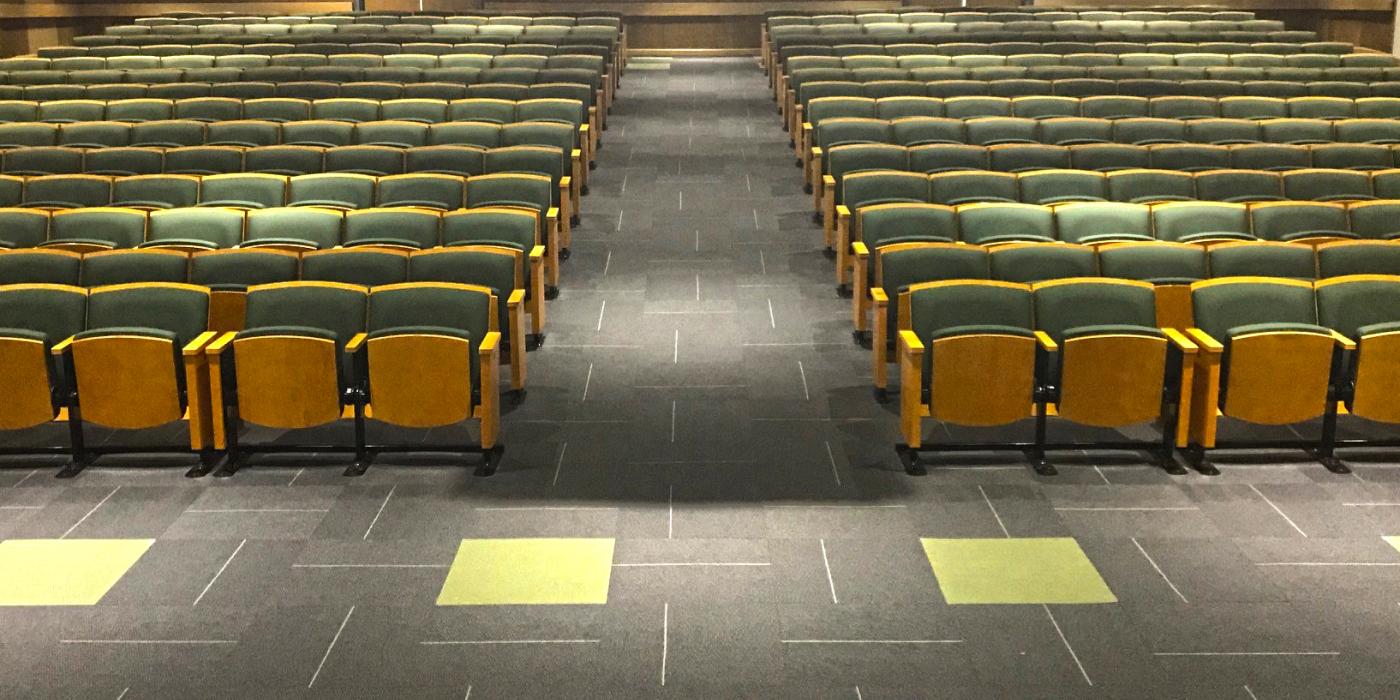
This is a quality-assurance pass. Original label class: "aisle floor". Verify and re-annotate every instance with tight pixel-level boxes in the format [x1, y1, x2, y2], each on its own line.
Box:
[2, 58, 1400, 699]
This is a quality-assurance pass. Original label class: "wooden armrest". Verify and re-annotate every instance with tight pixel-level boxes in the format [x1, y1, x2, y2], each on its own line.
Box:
[50, 335, 74, 356]
[1162, 328, 1199, 354]
[345, 332, 368, 353]
[579, 124, 590, 135]
[870, 287, 888, 304]
[1330, 329, 1357, 351]
[802, 122, 812, 132]
[547, 207, 559, 222]
[836, 204, 850, 219]
[898, 330, 924, 355]
[1035, 331, 1058, 352]
[852, 240, 869, 258]
[560, 176, 572, 188]
[810, 146, 821, 158]
[530, 245, 545, 260]
[480, 331, 501, 354]
[204, 331, 236, 356]
[182, 330, 219, 356]
[572, 148, 582, 159]
[822, 174, 835, 188]
[508, 289, 526, 305]
[1186, 328, 1224, 354]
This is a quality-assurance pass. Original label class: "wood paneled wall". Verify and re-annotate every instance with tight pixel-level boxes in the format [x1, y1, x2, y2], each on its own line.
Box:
[1, 1, 1394, 55]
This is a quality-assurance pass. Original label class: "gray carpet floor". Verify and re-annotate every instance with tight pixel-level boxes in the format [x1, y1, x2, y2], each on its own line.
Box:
[2, 58, 1400, 699]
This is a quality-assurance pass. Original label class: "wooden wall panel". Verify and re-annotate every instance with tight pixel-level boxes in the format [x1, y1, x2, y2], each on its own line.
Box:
[1257, 10, 1394, 50]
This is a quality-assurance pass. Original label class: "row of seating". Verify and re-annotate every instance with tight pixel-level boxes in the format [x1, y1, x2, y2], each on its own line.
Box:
[0, 66, 603, 88]
[788, 52, 1395, 72]
[889, 273, 1396, 474]
[770, 34, 1325, 59]
[0, 97, 585, 126]
[770, 26, 1317, 43]
[0, 142, 576, 182]
[129, 15, 621, 27]
[72, 30, 618, 51]
[0, 203, 559, 312]
[0, 54, 608, 72]
[788, 66, 1394, 86]
[39, 42, 616, 59]
[785, 82, 1400, 140]
[0, 200, 560, 273]
[0, 117, 582, 150]
[3, 160, 568, 211]
[0, 141, 580, 215]
[769, 41, 1356, 73]
[863, 237, 1400, 345]
[834, 183, 1400, 265]
[826, 139, 1400, 176]
[827, 168, 1400, 238]
[808, 114, 1400, 169]
[0, 172, 561, 245]
[775, 17, 1288, 33]
[803, 96, 1400, 127]
[777, 22, 1296, 40]
[0, 82, 601, 109]
[808, 123, 1400, 189]
[769, 11, 1261, 25]
[817, 146, 1400, 215]
[4, 240, 539, 371]
[777, 41, 1349, 60]
[0, 280, 506, 476]
[790, 75, 1400, 109]
[790, 69, 1400, 96]
[103, 23, 619, 37]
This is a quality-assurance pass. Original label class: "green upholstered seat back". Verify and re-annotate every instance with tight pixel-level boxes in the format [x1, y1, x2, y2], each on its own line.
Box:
[859, 204, 956, 248]
[86, 283, 208, 348]
[1034, 280, 1158, 342]
[1317, 243, 1400, 278]
[344, 209, 441, 248]
[81, 251, 187, 287]
[909, 282, 1033, 341]
[302, 250, 408, 288]
[1209, 244, 1316, 279]
[51, 209, 147, 248]
[149, 207, 245, 248]
[368, 283, 492, 388]
[0, 285, 87, 342]
[960, 204, 1055, 245]
[190, 250, 299, 288]
[1316, 277, 1400, 340]
[0, 209, 49, 248]
[287, 174, 375, 210]
[991, 244, 1097, 283]
[441, 209, 536, 249]
[1099, 244, 1207, 283]
[1055, 203, 1150, 243]
[1192, 280, 1318, 342]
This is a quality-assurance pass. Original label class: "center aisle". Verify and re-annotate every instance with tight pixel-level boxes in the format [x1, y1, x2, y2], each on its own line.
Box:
[510, 57, 899, 492]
